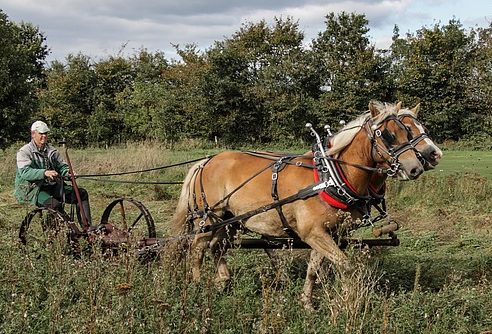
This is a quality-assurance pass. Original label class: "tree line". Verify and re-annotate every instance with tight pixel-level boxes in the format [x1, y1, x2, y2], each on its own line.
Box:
[1, 10, 491, 149]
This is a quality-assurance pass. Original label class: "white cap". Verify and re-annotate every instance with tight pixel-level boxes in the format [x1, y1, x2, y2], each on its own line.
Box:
[31, 121, 50, 133]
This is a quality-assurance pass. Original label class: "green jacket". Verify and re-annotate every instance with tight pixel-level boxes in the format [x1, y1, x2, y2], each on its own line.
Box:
[15, 140, 69, 205]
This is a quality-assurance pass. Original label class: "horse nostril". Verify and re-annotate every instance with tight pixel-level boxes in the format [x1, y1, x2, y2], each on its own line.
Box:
[410, 167, 423, 178]
[423, 148, 441, 164]
[429, 150, 438, 161]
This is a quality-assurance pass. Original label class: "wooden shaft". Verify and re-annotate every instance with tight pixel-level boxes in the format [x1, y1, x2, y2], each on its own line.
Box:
[64, 144, 89, 230]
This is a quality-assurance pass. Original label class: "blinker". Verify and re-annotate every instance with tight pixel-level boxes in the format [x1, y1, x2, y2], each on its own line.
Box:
[381, 129, 396, 144]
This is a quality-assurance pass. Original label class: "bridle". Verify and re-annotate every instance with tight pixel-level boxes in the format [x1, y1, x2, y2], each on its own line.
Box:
[364, 115, 419, 177]
[397, 114, 434, 167]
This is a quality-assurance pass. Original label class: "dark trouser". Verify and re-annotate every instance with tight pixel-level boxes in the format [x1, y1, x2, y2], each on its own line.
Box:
[38, 182, 93, 227]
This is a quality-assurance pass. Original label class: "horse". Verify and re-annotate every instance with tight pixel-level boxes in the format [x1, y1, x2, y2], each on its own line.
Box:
[170, 101, 430, 308]
[299, 102, 443, 308]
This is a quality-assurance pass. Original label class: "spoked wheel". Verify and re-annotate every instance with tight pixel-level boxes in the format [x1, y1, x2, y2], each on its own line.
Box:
[19, 207, 77, 256]
[99, 198, 156, 248]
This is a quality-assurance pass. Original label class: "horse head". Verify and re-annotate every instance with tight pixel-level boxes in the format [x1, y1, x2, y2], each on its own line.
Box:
[397, 103, 443, 170]
[368, 101, 424, 180]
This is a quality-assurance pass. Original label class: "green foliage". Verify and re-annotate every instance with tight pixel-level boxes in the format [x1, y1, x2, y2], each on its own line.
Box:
[0, 10, 48, 149]
[38, 54, 97, 146]
[117, 50, 171, 141]
[463, 23, 492, 139]
[202, 18, 322, 143]
[89, 56, 134, 145]
[312, 12, 393, 125]
[390, 19, 485, 142]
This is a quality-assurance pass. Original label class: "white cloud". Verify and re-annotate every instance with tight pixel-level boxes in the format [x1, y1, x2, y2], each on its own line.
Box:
[0, 0, 489, 62]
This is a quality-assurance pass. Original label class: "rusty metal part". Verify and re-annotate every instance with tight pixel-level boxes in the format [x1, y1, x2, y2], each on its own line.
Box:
[100, 197, 156, 239]
[87, 223, 130, 248]
[20, 198, 157, 257]
[372, 221, 400, 238]
[135, 238, 165, 262]
[19, 207, 82, 254]
[63, 142, 89, 230]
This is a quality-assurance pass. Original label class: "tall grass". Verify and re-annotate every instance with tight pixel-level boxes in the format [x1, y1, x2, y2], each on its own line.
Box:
[1, 144, 492, 333]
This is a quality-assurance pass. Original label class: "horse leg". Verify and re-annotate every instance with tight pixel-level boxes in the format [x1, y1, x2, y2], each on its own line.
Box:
[190, 233, 212, 282]
[209, 224, 238, 288]
[264, 248, 280, 270]
[264, 248, 293, 283]
[300, 250, 324, 310]
[210, 237, 231, 285]
[299, 225, 351, 308]
[303, 226, 349, 269]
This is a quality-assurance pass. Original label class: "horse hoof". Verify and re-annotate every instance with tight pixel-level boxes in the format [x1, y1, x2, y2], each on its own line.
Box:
[299, 294, 315, 311]
[214, 279, 230, 292]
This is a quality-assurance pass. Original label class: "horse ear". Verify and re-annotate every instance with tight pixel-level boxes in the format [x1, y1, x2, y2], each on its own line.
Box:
[411, 103, 420, 116]
[396, 101, 402, 111]
[369, 101, 379, 117]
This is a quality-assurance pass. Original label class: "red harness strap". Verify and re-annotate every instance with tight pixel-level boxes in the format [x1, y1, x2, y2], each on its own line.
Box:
[313, 167, 349, 209]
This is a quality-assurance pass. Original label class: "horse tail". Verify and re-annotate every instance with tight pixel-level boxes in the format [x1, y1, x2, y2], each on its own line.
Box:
[170, 159, 207, 236]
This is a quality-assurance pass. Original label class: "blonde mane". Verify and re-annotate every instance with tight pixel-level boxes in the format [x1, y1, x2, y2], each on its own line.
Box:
[327, 101, 401, 156]
[397, 107, 417, 118]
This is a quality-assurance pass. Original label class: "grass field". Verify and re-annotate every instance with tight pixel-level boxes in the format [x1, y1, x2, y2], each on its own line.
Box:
[0, 143, 491, 333]
[435, 150, 492, 179]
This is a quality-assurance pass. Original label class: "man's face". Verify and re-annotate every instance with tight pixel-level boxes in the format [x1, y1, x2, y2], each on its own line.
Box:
[32, 131, 48, 148]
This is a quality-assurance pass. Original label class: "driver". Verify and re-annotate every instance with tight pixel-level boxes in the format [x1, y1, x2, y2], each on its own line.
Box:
[14, 121, 93, 226]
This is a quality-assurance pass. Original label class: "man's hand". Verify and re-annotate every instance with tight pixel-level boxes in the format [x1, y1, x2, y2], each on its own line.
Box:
[44, 170, 59, 180]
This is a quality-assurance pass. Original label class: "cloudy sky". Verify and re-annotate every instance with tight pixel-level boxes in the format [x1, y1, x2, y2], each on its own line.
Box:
[1, 0, 490, 62]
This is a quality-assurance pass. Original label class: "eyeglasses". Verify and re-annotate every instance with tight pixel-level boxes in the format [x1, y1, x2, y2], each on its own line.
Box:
[38, 132, 48, 136]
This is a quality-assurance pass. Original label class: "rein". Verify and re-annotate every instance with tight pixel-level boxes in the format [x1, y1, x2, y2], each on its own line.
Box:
[74, 156, 215, 178]
[70, 177, 184, 185]
[69, 155, 215, 185]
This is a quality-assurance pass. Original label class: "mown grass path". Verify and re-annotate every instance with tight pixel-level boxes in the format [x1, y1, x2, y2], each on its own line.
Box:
[436, 150, 492, 179]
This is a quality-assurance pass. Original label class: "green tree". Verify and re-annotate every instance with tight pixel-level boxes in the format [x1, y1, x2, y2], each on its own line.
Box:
[463, 23, 492, 142]
[311, 12, 392, 127]
[116, 49, 171, 142]
[90, 56, 133, 145]
[38, 54, 97, 146]
[247, 17, 319, 142]
[390, 20, 475, 141]
[204, 18, 318, 143]
[0, 10, 48, 149]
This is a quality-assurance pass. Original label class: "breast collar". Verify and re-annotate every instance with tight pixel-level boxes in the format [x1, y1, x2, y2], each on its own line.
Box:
[312, 151, 372, 210]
